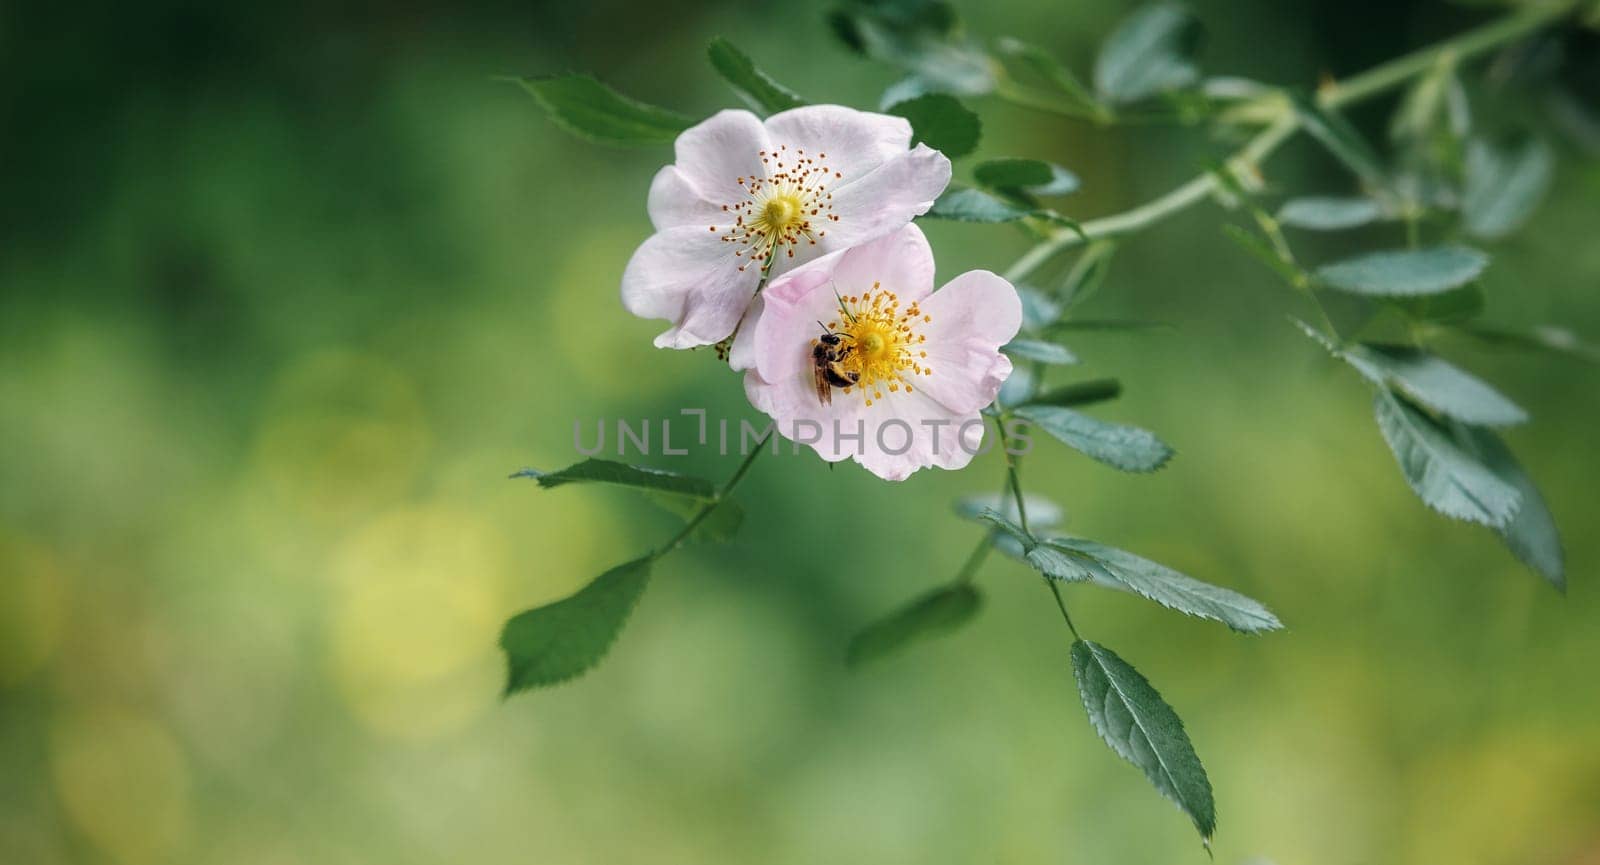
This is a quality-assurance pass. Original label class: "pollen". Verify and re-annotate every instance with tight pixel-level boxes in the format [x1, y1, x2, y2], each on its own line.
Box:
[829, 284, 932, 408]
[713, 147, 841, 271]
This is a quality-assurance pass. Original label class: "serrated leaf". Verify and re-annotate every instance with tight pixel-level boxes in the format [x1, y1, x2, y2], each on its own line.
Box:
[1372, 390, 1521, 528]
[1317, 246, 1489, 297]
[975, 507, 1032, 548]
[1291, 94, 1389, 189]
[846, 584, 982, 667]
[1071, 640, 1216, 841]
[887, 92, 981, 157]
[513, 458, 716, 499]
[1276, 196, 1385, 230]
[501, 557, 651, 694]
[1338, 344, 1527, 427]
[707, 38, 805, 115]
[1047, 539, 1282, 632]
[1023, 378, 1123, 409]
[510, 75, 693, 146]
[1004, 338, 1078, 365]
[1094, 3, 1203, 104]
[1463, 136, 1554, 240]
[925, 186, 1031, 222]
[1450, 424, 1564, 590]
[955, 493, 1065, 529]
[1013, 404, 1173, 472]
[974, 158, 1080, 196]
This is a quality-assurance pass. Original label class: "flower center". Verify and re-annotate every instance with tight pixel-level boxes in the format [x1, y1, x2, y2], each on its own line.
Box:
[709, 144, 842, 272]
[824, 282, 932, 407]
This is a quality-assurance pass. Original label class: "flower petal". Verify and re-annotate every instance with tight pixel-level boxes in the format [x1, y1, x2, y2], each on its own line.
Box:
[764, 105, 914, 182]
[827, 223, 937, 304]
[915, 270, 1022, 413]
[671, 109, 771, 204]
[621, 226, 762, 349]
[647, 166, 722, 231]
[826, 144, 952, 248]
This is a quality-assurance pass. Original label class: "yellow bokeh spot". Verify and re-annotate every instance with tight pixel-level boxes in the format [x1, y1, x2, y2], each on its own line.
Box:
[50, 711, 192, 864]
[0, 531, 67, 686]
[329, 506, 507, 739]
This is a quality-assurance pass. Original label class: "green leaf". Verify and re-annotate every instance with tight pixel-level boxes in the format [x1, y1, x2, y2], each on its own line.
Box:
[1316, 246, 1489, 297]
[1004, 338, 1078, 365]
[1094, 3, 1203, 104]
[509, 75, 694, 146]
[1047, 540, 1282, 633]
[1450, 425, 1565, 591]
[887, 92, 982, 157]
[1337, 344, 1527, 427]
[513, 458, 716, 500]
[992, 37, 1103, 114]
[501, 557, 652, 694]
[1291, 94, 1389, 189]
[1372, 390, 1521, 528]
[707, 38, 805, 115]
[955, 494, 1065, 529]
[1389, 283, 1485, 324]
[1276, 196, 1385, 231]
[1463, 136, 1554, 240]
[1023, 378, 1123, 409]
[1013, 404, 1173, 472]
[973, 158, 1080, 196]
[925, 186, 1031, 222]
[846, 584, 983, 667]
[837, 2, 995, 95]
[1071, 640, 1216, 841]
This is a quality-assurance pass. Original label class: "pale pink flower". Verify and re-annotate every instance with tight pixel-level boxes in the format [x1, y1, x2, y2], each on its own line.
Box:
[621, 106, 952, 349]
[731, 225, 1021, 481]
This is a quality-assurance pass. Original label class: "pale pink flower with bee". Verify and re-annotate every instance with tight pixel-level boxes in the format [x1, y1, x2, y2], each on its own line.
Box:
[621, 106, 951, 349]
[730, 225, 1022, 481]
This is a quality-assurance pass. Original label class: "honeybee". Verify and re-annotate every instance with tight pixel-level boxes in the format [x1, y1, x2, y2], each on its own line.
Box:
[811, 324, 859, 406]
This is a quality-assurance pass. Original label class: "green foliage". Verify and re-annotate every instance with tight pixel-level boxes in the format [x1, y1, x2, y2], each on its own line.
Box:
[847, 584, 983, 666]
[1055, 241, 1117, 307]
[1316, 246, 1489, 297]
[707, 38, 806, 115]
[926, 186, 1073, 223]
[830, 0, 994, 94]
[646, 492, 746, 544]
[1014, 404, 1173, 472]
[1276, 196, 1385, 231]
[1372, 390, 1520, 528]
[1390, 283, 1485, 324]
[887, 92, 982, 157]
[1047, 539, 1282, 632]
[1004, 338, 1078, 365]
[510, 75, 693, 146]
[1223, 224, 1304, 287]
[991, 37, 1106, 119]
[1071, 640, 1216, 841]
[955, 493, 1066, 528]
[501, 558, 652, 694]
[1024, 378, 1124, 409]
[1017, 286, 1063, 331]
[1094, 3, 1203, 104]
[1291, 94, 1390, 190]
[1336, 344, 1527, 428]
[1463, 135, 1554, 240]
[973, 158, 1080, 196]
[514, 459, 716, 499]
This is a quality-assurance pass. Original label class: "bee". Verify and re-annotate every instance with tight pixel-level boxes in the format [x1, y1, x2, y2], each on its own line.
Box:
[811, 323, 859, 406]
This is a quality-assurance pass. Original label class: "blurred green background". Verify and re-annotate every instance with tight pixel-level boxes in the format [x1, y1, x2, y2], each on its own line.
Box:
[2, 1, 1598, 862]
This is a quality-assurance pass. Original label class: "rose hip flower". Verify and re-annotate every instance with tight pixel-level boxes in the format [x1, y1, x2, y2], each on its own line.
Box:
[621, 106, 952, 349]
[731, 224, 1021, 481]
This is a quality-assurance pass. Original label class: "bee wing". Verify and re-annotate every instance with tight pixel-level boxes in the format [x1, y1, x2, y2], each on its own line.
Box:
[813, 365, 832, 405]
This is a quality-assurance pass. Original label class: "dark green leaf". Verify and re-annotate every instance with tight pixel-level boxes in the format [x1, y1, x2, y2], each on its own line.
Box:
[1071, 640, 1216, 841]
[974, 158, 1080, 196]
[1094, 3, 1203, 104]
[1372, 390, 1521, 528]
[1317, 246, 1489, 297]
[1047, 539, 1282, 632]
[514, 458, 716, 499]
[501, 557, 652, 694]
[1013, 404, 1173, 472]
[1291, 94, 1389, 189]
[925, 186, 1031, 222]
[510, 75, 693, 146]
[1463, 136, 1554, 240]
[1337, 344, 1526, 427]
[847, 584, 983, 667]
[707, 38, 805, 115]
[1004, 338, 1078, 365]
[1023, 378, 1123, 409]
[1451, 424, 1565, 591]
[1276, 196, 1385, 231]
[888, 92, 981, 157]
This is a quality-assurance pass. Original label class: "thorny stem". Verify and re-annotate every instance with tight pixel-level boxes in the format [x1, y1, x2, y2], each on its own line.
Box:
[655, 429, 772, 558]
[1001, 2, 1578, 285]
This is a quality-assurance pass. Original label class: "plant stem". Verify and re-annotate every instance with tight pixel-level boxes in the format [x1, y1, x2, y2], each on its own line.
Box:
[655, 430, 771, 557]
[1003, 2, 1576, 283]
[994, 413, 1082, 637]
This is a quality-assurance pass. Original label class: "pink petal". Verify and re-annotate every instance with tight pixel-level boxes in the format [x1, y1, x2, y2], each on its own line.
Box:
[825, 145, 951, 248]
[671, 110, 771, 205]
[621, 226, 762, 349]
[647, 166, 722, 231]
[914, 270, 1022, 414]
[764, 105, 913, 183]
